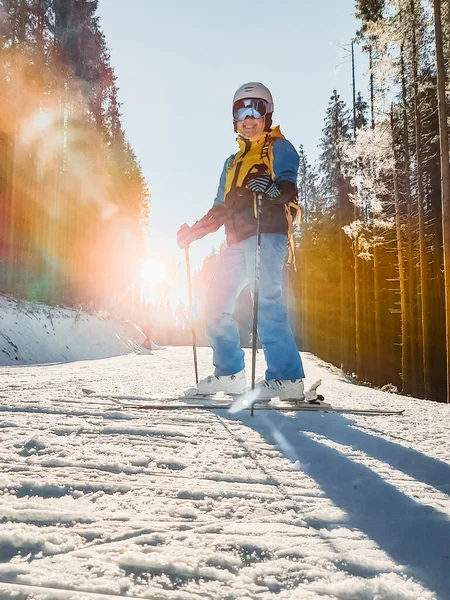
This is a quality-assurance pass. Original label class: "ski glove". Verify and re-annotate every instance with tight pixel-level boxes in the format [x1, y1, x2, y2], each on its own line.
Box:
[245, 174, 282, 200]
[177, 205, 227, 249]
[177, 224, 197, 249]
[242, 177, 297, 207]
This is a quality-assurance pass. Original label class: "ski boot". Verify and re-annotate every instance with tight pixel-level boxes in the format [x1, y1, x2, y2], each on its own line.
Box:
[252, 378, 305, 402]
[184, 369, 246, 397]
[253, 378, 330, 407]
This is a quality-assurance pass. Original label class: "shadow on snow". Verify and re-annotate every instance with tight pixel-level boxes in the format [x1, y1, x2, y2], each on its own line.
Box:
[227, 409, 450, 600]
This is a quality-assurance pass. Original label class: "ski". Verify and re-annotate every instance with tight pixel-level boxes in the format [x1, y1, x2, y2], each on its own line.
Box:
[117, 404, 403, 415]
[81, 391, 404, 416]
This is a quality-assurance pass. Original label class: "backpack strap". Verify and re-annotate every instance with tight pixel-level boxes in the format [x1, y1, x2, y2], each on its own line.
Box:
[260, 135, 274, 175]
[261, 135, 302, 270]
[285, 201, 302, 271]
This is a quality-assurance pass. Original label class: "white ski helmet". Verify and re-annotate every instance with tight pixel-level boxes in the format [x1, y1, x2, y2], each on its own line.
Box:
[232, 82, 274, 111]
[232, 82, 274, 132]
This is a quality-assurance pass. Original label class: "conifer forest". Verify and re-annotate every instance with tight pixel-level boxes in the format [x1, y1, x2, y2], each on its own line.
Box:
[0, 0, 150, 309]
[294, 0, 450, 403]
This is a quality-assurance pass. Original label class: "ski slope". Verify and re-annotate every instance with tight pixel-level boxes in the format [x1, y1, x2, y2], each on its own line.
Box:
[0, 346, 449, 600]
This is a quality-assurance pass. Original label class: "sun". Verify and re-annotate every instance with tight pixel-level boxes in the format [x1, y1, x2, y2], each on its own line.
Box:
[140, 258, 166, 284]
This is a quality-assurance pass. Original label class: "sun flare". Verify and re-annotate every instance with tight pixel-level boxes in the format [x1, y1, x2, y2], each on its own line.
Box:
[140, 258, 166, 284]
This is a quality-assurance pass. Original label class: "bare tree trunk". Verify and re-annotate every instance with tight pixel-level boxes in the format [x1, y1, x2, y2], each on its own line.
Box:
[351, 40, 357, 139]
[355, 238, 363, 379]
[400, 41, 417, 395]
[5, 138, 16, 291]
[369, 46, 375, 132]
[362, 257, 370, 382]
[368, 42, 382, 383]
[339, 192, 345, 370]
[391, 107, 409, 393]
[433, 0, 450, 404]
[411, 0, 432, 399]
[373, 239, 382, 383]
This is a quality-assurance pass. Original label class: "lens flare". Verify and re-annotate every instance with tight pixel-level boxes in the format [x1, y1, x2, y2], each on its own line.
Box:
[141, 258, 166, 284]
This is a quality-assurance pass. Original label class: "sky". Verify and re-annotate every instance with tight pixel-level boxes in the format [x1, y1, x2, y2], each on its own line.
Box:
[96, 0, 366, 303]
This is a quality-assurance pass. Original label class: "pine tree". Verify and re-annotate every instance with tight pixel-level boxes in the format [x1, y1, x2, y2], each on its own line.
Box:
[0, 0, 150, 312]
[319, 90, 351, 204]
[307, 90, 353, 367]
[297, 145, 321, 223]
[354, 92, 368, 130]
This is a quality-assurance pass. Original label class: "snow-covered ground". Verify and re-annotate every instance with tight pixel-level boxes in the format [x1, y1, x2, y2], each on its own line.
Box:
[0, 299, 449, 599]
[0, 298, 450, 600]
[0, 295, 146, 365]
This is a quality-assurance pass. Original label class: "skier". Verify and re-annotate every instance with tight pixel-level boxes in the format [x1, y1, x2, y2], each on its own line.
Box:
[177, 82, 305, 401]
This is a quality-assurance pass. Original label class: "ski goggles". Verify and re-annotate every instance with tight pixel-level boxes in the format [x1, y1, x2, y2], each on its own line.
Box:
[232, 98, 273, 121]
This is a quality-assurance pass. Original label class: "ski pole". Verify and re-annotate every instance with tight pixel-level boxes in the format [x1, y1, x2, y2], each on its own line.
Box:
[160, 261, 181, 304]
[185, 246, 199, 384]
[251, 193, 263, 416]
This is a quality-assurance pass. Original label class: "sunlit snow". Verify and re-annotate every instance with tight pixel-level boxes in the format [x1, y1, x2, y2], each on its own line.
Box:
[0, 296, 449, 599]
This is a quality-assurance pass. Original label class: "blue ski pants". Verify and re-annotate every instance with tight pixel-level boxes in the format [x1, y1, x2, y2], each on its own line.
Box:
[205, 234, 305, 381]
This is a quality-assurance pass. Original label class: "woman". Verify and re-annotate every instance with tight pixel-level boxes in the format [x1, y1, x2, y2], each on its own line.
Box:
[177, 82, 305, 401]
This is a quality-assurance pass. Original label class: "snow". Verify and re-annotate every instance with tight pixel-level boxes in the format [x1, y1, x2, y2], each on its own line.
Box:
[0, 296, 146, 365]
[0, 298, 449, 599]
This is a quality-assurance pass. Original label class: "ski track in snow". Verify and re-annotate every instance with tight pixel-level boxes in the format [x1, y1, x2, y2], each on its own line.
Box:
[0, 347, 449, 599]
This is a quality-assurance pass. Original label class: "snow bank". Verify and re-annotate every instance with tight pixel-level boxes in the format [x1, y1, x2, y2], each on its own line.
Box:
[0, 295, 146, 365]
